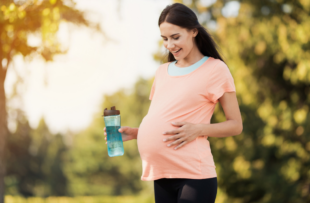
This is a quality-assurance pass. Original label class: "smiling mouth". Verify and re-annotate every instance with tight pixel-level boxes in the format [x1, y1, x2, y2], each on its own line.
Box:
[172, 48, 182, 54]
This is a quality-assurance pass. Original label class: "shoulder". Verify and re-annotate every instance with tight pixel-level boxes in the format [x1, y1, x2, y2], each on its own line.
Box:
[154, 62, 170, 75]
[161, 62, 171, 69]
[208, 58, 231, 75]
[209, 58, 228, 69]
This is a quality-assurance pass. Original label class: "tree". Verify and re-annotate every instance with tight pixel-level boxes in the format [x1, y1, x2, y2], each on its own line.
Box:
[157, 0, 310, 202]
[0, 0, 105, 202]
[65, 77, 154, 196]
[6, 116, 68, 197]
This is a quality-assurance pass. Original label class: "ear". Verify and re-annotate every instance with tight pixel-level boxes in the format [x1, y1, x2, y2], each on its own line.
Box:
[192, 28, 198, 37]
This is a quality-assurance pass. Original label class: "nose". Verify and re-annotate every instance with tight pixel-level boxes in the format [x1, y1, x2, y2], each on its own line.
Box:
[166, 39, 175, 49]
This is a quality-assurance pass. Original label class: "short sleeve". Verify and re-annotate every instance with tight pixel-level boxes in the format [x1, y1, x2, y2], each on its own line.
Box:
[149, 76, 156, 100]
[206, 61, 236, 104]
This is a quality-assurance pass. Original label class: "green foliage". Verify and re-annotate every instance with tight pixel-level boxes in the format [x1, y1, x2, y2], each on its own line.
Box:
[4, 195, 155, 203]
[165, 0, 310, 202]
[4, 0, 310, 202]
[65, 77, 154, 196]
[0, 0, 103, 201]
[0, 0, 101, 63]
[6, 116, 68, 197]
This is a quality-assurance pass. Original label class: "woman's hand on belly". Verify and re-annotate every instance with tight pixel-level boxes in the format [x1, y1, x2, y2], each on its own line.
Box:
[162, 121, 201, 150]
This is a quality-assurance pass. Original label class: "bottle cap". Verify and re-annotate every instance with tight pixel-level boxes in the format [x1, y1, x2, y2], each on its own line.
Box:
[103, 106, 120, 116]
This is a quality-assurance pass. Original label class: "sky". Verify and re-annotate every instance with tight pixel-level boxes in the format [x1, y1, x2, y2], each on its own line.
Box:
[5, 0, 172, 133]
[5, 0, 239, 134]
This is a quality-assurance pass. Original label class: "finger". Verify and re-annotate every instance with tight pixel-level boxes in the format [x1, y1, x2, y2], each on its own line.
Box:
[105, 137, 106, 140]
[167, 137, 184, 147]
[119, 127, 125, 132]
[171, 121, 187, 126]
[163, 129, 181, 135]
[106, 142, 107, 144]
[163, 133, 183, 142]
[104, 127, 106, 131]
[174, 141, 186, 150]
[104, 132, 107, 135]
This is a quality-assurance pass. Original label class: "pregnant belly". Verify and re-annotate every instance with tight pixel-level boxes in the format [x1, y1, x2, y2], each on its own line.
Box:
[137, 115, 201, 164]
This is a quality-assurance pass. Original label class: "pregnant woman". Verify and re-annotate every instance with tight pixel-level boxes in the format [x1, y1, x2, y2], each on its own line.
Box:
[104, 3, 243, 203]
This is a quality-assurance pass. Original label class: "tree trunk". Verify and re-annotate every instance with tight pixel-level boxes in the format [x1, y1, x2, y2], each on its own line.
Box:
[0, 68, 7, 203]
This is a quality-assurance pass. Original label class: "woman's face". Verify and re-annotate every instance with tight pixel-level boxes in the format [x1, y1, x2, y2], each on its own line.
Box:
[159, 22, 197, 60]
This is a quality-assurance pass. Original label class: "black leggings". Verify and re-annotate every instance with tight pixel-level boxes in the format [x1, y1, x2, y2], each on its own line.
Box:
[154, 177, 217, 203]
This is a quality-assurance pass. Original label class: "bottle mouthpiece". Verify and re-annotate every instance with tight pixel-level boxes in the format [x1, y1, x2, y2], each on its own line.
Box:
[103, 106, 120, 116]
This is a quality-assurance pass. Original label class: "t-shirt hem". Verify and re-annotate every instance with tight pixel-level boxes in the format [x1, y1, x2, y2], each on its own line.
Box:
[140, 173, 217, 181]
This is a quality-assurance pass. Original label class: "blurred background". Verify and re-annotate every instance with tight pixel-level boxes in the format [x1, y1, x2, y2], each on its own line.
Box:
[0, 0, 309, 202]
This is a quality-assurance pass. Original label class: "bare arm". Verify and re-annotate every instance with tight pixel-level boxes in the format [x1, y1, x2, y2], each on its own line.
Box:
[197, 92, 243, 137]
[131, 128, 139, 139]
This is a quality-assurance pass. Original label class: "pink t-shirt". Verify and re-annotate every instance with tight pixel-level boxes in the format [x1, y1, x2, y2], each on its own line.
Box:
[137, 57, 236, 181]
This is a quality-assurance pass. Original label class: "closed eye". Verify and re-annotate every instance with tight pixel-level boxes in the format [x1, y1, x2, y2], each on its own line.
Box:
[163, 37, 179, 41]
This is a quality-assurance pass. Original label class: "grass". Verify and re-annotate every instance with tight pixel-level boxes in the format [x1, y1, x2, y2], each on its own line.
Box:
[5, 195, 155, 203]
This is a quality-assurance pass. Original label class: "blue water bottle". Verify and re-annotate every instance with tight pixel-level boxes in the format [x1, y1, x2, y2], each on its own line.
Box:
[103, 106, 124, 157]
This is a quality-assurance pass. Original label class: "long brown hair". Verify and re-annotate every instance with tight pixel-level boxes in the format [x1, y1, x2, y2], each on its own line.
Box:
[158, 3, 224, 62]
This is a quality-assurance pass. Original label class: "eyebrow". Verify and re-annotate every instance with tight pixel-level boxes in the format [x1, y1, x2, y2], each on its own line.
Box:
[160, 33, 180, 38]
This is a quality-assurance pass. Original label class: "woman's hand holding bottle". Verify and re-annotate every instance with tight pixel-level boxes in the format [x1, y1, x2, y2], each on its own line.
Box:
[104, 126, 138, 144]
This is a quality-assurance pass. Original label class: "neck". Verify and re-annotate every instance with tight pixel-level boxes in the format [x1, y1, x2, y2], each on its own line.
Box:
[175, 45, 204, 68]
